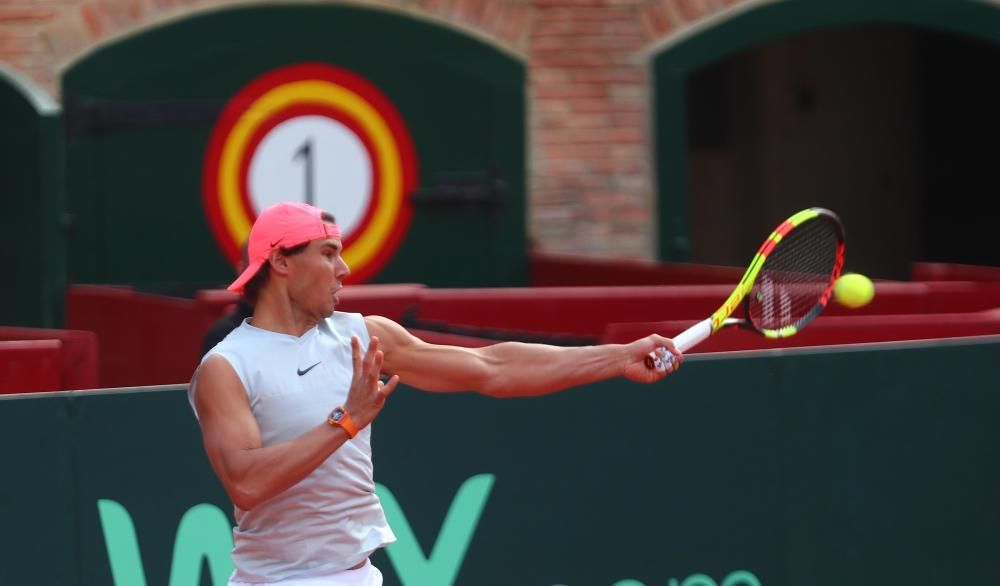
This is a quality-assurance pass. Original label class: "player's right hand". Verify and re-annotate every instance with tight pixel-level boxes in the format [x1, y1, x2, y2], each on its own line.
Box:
[343, 335, 399, 430]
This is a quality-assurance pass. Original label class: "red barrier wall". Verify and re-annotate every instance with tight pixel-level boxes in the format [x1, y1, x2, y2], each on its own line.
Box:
[64, 284, 431, 387]
[412, 282, 1000, 338]
[0, 326, 99, 391]
[66, 285, 228, 388]
[529, 251, 744, 286]
[62, 262, 1000, 388]
[911, 262, 1000, 282]
[0, 340, 61, 393]
[602, 310, 1000, 352]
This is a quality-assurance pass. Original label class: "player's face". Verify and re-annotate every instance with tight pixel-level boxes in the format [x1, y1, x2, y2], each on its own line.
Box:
[287, 235, 350, 319]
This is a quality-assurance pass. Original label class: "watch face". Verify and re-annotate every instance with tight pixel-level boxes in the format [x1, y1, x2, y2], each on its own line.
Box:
[331, 409, 345, 423]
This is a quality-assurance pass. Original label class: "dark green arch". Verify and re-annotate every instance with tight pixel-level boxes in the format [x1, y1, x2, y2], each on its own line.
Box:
[652, 0, 1000, 261]
[62, 4, 527, 289]
[0, 64, 64, 326]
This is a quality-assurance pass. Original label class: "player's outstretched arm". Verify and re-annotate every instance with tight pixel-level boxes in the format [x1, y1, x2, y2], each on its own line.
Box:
[364, 315, 680, 397]
[192, 336, 397, 510]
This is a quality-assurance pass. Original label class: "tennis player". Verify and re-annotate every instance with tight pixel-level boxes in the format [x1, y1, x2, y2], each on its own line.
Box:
[189, 201, 681, 586]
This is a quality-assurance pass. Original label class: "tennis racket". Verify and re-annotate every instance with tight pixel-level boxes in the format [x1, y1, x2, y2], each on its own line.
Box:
[646, 207, 845, 371]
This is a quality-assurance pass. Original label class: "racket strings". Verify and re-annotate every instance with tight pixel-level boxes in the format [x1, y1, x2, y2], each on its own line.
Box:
[749, 218, 840, 331]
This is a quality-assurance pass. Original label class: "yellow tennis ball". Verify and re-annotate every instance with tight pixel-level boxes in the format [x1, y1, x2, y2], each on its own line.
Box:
[834, 273, 874, 308]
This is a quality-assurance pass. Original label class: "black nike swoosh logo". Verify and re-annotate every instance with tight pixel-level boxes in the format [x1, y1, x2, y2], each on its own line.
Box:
[297, 362, 321, 376]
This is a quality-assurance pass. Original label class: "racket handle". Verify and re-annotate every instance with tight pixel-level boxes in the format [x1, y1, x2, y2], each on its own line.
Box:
[644, 318, 714, 372]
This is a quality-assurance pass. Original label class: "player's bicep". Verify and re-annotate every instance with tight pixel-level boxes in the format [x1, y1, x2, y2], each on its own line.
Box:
[364, 315, 493, 392]
[396, 343, 495, 392]
[192, 356, 261, 487]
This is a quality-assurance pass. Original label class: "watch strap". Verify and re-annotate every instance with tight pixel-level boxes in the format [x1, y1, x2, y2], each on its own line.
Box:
[327, 406, 359, 438]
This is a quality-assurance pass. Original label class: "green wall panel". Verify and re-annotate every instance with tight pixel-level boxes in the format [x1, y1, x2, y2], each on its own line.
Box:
[0, 396, 77, 584]
[70, 389, 231, 585]
[2, 339, 999, 585]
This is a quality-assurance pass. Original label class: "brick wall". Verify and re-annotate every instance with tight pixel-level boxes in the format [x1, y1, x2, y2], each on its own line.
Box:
[0, 0, 742, 260]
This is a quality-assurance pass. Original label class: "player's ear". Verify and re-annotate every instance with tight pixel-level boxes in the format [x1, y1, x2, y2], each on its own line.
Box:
[269, 249, 291, 276]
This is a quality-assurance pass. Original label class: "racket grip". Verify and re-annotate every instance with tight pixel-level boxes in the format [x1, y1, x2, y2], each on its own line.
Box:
[644, 318, 714, 372]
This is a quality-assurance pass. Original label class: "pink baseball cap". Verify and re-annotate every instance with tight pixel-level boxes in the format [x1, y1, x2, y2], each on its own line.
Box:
[228, 202, 342, 294]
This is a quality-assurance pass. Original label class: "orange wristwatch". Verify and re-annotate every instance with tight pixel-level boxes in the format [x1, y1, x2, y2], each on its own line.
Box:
[327, 406, 359, 438]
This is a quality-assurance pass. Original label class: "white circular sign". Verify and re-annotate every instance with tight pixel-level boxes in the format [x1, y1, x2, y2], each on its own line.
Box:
[248, 115, 373, 237]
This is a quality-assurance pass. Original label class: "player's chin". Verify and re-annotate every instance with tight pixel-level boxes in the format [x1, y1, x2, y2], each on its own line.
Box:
[321, 299, 336, 317]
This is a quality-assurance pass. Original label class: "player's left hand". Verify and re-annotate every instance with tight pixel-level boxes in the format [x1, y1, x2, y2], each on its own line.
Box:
[623, 334, 681, 382]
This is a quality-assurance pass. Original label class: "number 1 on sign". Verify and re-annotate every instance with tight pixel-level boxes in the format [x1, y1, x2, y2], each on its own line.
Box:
[294, 139, 315, 206]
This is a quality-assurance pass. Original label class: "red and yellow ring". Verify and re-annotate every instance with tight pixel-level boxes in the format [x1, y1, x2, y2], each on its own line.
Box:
[203, 63, 417, 282]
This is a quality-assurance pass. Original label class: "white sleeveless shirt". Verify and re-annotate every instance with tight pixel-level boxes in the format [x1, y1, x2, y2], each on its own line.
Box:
[190, 312, 396, 583]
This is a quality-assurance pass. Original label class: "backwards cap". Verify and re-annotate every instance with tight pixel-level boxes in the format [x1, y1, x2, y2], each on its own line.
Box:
[228, 202, 341, 294]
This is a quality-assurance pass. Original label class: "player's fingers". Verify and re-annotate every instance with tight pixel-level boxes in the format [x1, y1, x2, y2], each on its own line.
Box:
[363, 336, 380, 373]
[350, 336, 362, 375]
[651, 335, 682, 361]
[379, 374, 400, 398]
[370, 350, 385, 381]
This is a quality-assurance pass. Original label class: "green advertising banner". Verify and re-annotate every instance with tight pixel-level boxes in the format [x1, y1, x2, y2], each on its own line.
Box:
[2, 339, 999, 585]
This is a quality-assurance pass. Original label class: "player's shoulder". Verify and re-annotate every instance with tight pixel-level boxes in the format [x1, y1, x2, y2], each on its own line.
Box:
[360, 315, 419, 351]
[198, 352, 238, 379]
[362, 313, 395, 328]
[189, 351, 248, 419]
[361, 314, 403, 335]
